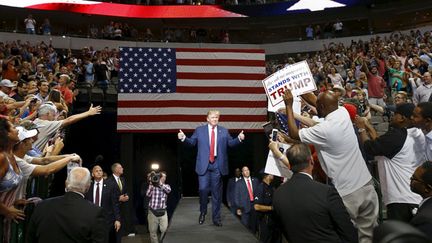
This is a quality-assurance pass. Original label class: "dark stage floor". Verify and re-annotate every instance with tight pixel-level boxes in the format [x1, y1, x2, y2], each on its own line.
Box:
[164, 197, 258, 243]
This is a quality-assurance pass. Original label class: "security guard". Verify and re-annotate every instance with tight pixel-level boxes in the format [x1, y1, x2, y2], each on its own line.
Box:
[254, 172, 281, 243]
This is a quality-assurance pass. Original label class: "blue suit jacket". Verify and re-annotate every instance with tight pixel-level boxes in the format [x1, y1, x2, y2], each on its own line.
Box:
[234, 177, 259, 214]
[183, 124, 241, 176]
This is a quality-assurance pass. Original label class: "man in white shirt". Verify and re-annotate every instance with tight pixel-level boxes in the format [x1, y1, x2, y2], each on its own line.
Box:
[24, 14, 36, 34]
[413, 72, 432, 105]
[283, 90, 378, 243]
[357, 103, 425, 222]
[85, 165, 121, 243]
[412, 102, 432, 161]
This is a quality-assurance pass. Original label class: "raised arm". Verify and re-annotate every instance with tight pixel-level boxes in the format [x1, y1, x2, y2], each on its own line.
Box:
[283, 89, 300, 140]
[60, 104, 101, 128]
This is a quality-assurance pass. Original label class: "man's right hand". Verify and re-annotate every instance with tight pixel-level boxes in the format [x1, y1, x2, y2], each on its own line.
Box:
[177, 130, 185, 140]
[87, 104, 102, 116]
[236, 209, 242, 216]
[283, 89, 294, 108]
[5, 206, 25, 223]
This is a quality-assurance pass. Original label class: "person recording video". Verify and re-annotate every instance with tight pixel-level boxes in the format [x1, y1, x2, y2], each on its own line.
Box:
[146, 171, 170, 243]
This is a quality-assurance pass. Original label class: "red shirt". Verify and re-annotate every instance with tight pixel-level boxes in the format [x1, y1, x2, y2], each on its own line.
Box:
[59, 86, 73, 105]
[367, 72, 386, 98]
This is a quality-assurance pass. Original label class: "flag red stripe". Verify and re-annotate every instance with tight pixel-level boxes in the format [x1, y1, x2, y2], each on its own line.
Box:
[117, 129, 264, 133]
[177, 73, 265, 80]
[176, 86, 264, 94]
[118, 100, 267, 108]
[118, 115, 266, 122]
[176, 48, 265, 53]
[176, 59, 265, 66]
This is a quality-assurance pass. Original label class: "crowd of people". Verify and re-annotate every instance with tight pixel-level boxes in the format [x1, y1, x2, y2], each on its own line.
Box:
[1, 19, 432, 242]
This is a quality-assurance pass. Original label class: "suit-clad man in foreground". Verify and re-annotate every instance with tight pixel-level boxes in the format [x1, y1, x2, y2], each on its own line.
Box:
[410, 161, 432, 238]
[273, 143, 358, 243]
[283, 90, 378, 243]
[86, 165, 121, 243]
[27, 167, 108, 243]
[178, 110, 245, 226]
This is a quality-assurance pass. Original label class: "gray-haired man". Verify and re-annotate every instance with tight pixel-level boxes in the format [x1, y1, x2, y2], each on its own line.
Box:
[27, 167, 108, 243]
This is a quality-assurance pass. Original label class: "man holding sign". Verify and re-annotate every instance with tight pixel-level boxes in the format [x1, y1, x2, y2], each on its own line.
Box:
[178, 110, 245, 226]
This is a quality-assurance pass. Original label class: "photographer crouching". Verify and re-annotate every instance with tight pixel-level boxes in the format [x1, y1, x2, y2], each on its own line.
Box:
[146, 171, 171, 243]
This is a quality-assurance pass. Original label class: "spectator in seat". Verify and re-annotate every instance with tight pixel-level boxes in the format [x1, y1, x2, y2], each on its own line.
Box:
[413, 72, 432, 105]
[32, 103, 101, 151]
[356, 103, 425, 222]
[24, 14, 36, 34]
[412, 102, 432, 161]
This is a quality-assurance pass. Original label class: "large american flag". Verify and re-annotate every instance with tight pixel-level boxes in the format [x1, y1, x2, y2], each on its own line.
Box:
[117, 47, 267, 133]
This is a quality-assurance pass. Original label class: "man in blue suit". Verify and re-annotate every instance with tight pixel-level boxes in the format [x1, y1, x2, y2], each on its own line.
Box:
[178, 110, 245, 226]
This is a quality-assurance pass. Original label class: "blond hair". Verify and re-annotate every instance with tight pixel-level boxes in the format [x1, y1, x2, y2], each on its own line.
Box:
[207, 110, 220, 117]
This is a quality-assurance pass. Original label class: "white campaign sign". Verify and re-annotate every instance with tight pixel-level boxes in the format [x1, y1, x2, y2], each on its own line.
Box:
[265, 143, 293, 179]
[263, 60, 317, 112]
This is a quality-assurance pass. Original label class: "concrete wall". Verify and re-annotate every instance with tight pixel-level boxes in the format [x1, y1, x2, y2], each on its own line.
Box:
[1, 24, 430, 55]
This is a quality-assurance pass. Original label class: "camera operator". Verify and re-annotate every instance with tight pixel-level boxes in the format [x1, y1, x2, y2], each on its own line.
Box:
[146, 171, 171, 243]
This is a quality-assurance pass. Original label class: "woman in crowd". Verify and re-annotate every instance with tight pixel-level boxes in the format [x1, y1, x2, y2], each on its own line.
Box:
[0, 116, 26, 241]
[327, 66, 344, 87]
[48, 89, 69, 114]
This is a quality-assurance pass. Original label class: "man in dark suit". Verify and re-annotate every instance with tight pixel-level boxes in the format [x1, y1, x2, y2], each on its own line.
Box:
[235, 166, 259, 230]
[27, 167, 108, 243]
[273, 143, 358, 243]
[85, 165, 121, 243]
[410, 161, 432, 238]
[108, 163, 135, 237]
[226, 168, 241, 215]
[178, 110, 245, 226]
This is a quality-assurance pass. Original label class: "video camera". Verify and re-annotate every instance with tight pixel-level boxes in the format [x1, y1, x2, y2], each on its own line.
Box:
[149, 171, 161, 186]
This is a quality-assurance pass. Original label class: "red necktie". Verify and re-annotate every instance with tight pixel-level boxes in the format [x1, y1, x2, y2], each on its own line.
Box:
[246, 179, 254, 201]
[95, 182, 100, 206]
[209, 127, 215, 163]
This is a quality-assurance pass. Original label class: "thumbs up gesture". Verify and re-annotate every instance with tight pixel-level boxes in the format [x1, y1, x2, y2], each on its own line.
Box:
[238, 130, 245, 141]
[178, 129, 185, 140]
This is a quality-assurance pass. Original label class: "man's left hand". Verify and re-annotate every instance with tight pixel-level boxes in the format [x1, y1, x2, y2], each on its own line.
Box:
[354, 116, 367, 129]
[283, 89, 294, 108]
[119, 194, 129, 202]
[238, 130, 245, 141]
[114, 221, 121, 232]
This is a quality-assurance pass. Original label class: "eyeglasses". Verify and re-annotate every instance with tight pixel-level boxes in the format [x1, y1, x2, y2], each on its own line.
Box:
[410, 176, 426, 184]
[394, 96, 404, 99]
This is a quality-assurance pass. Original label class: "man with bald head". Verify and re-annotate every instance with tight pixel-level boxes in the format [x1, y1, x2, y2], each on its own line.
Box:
[283, 90, 378, 243]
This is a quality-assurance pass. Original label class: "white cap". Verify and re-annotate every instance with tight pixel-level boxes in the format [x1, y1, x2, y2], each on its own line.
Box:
[332, 85, 346, 97]
[0, 79, 16, 88]
[16, 126, 38, 142]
